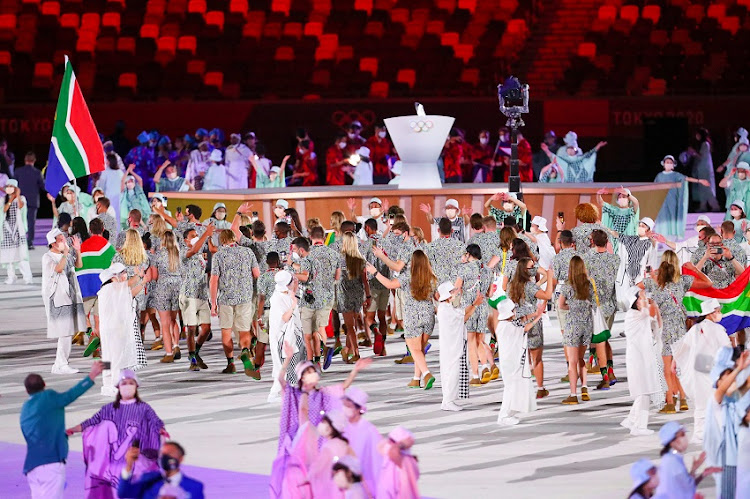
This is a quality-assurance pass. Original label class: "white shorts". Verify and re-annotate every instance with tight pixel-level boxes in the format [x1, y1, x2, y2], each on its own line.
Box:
[179, 295, 210, 326]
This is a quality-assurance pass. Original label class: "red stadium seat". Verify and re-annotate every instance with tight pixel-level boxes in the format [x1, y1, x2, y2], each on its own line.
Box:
[32, 61, 53, 87]
[187, 0, 206, 14]
[0, 14, 15, 30]
[721, 16, 740, 35]
[390, 8, 409, 25]
[641, 5, 660, 24]
[460, 67, 479, 86]
[116, 36, 136, 54]
[707, 5, 726, 20]
[205, 11, 224, 31]
[396, 68, 416, 89]
[337, 45, 353, 61]
[229, 0, 248, 17]
[140, 24, 159, 39]
[274, 46, 294, 61]
[102, 12, 120, 33]
[40, 1, 60, 17]
[186, 59, 205, 74]
[436, 0, 456, 13]
[311, 68, 329, 86]
[118, 72, 137, 90]
[81, 13, 100, 30]
[506, 19, 526, 34]
[426, 20, 444, 35]
[282, 22, 302, 39]
[303, 21, 323, 37]
[457, 0, 476, 13]
[577, 42, 596, 59]
[620, 5, 638, 24]
[204, 71, 223, 90]
[319, 33, 338, 49]
[60, 13, 79, 29]
[359, 56, 377, 76]
[0, 51, 10, 65]
[453, 44, 473, 63]
[363, 21, 383, 37]
[685, 5, 704, 23]
[157, 36, 176, 54]
[369, 81, 388, 98]
[177, 35, 196, 54]
[598, 5, 617, 22]
[354, 0, 372, 15]
[440, 32, 459, 46]
[271, 0, 290, 16]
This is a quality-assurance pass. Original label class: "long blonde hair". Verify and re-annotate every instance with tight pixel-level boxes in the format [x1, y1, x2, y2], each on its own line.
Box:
[162, 230, 179, 273]
[657, 249, 681, 287]
[341, 232, 365, 279]
[149, 214, 167, 239]
[120, 229, 148, 266]
[568, 256, 590, 300]
[410, 250, 437, 301]
[330, 211, 345, 234]
[411, 226, 426, 244]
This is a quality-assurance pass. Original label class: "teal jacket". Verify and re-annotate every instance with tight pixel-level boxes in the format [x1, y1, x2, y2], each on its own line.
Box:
[20, 376, 94, 474]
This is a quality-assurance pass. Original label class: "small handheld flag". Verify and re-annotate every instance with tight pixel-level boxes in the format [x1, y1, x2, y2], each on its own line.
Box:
[45, 55, 105, 197]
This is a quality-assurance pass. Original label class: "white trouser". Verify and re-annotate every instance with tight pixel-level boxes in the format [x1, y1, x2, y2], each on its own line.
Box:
[624, 394, 650, 430]
[6, 260, 32, 282]
[439, 335, 462, 405]
[27, 462, 65, 499]
[692, 395, 707, 442]
[268, 329, 282, 403]
[53, 337, 72, 368]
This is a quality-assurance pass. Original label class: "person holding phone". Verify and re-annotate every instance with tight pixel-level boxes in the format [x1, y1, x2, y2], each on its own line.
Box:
[692, 231, 745, 290]
[66, 369, 169, 497]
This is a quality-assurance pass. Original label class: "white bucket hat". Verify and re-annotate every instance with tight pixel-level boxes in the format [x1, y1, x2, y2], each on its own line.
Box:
[496, 299, 516, 321]
[274, 270, 293, 292]
[100, 262, 127, 283]
[437, 282, 455, 302]
[640, 217, 654, 231]
[700, 298, 721, 316]
[732, 200, 746, 212]
[531, 216, 548, 232]
[275, 199, 289, 209]
[445, 198, 459, 209]
[46, 228, 64, 245]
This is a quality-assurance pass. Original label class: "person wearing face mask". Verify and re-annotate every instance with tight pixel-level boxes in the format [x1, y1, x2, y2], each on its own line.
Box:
[202, 148, 227, 190]
[655, 154, 710, 240]
[185, 140, 211, 191]
[612, 217, 659, 288]
[204, 202, 231, 233]
[365, 122, 396, 185]
[469, 130, 494, 183]
[42, 228, 86, 374]
[704, 347, 750, 498]
[326, 132, 350, 186]
[441, 128, 465, 183]
[671, 299, 733, 443]
[67, 369, 168, 497]
[119, 441, 204, 499]
[154, 160, 189, 193]
[537, 158, 564, 183]
[87, 187, 117, 222]
[341, 387, 382, 492]
[96, 152, 125, 226]
[223, 133, 251, 189]
[598, 186, 639, 251]
[348, 197, 388, 239]
[332, 455, 369, 499]
[485, 191, 527, 229]
[290, 139, 318, 186]
[720, 162, 750, 216]
[2, 179, 33, 284]
[628, 459, 660, 499]
[255, 155, 289, 189]
[376, 426, 420, 499]
[655, 421, 718, 498]
[540, 130, 607, 183]
[347, 146, 374, 186]
[124, 131, 158, 193]
[418, 198, 466, 243]
[273, 198, 289, 224]
[58, 182, 95, 223]
[692, 232, 745, 290]
[119, 166, 151, 229]
[345, 121, 366, 156]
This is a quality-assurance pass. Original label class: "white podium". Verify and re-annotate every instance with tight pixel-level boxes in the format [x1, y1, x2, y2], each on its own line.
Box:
[384, 115, 455, 189]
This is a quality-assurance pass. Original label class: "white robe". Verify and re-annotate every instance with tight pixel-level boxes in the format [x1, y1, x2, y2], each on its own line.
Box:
[535, 233, 556, 270]
[496, 320, 536, 421]
[625, 308, 663, 399]
[97, 281, 138, 393]
[352, 160, 373, 186]
[203, 164, 228, 190]
[225, 143, 251, 189]
[738, 425, 750, 499]
[268, 290, 301, 402]
[41, 251, 85, 339]
[96, 168, 124, 224]
[672, 320, 731, 441]
[437, 302, 465, 405]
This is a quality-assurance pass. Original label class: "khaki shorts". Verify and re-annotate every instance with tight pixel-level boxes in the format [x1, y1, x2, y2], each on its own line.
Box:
[394, 289, 405, 321]
[219, 302, 254, 331]
[367, 287, 389, 313]
[557, 307, 568, 332]
[83, 296, 99, 317]
[257, 309, 270, 344]
[179, 295, 210, 326]
[301, 307, 332, 336]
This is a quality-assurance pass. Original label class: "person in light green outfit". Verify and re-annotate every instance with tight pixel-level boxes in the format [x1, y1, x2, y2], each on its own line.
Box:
[654, 155, 709, 239]
[254, 155, 289, 188]
[597, 186, 639, 253]
[720, 161, 750, 220]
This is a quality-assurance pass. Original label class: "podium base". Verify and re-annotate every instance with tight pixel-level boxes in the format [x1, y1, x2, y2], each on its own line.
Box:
[399, 162, 443, 189]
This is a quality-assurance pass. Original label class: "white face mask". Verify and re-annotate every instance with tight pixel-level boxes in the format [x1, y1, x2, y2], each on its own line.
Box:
[617, 197, 629, 208]
[65, 192, 74, 201]
[167, 172, 178, 180]
[333, 470, 350, 490]
[637, 226, 648, 237]
[502, 202, 514, 212]
[119, 384, 137, 399]
[731, 208, 742, 218]
[663, 161, 675, 171]
[274, 207, 285, 218]
[317, 421, 332, 438]
[480, 138, 489, 145]
[740, 173, 748, 181]
[152, 200, 162, 209]
[302, 370, 319, 386]
[57, 241, 67, 252]
[298, 147, 304, 154]
[338, 141, 347, 149]
[269, 172, 278, 181]
[370, 207, 381, 217]
[126, 182, 135, 190]
[378, 131, 387, 139]
[343, 406, 359, 420]
[445, 208, 458, 219]
[215, 211, 226, 221]
[4, 187, 13, 195]
[347, 132, 356, 139]
[292, 251, 300, 261]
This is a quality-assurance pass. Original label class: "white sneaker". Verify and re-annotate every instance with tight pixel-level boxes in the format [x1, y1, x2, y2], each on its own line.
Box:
[630, 428, 654, 437]
[498, 416, 520, 426]
[441, 401, 463, 412]
[51, 364, 79, 374]
[23, 279, 33, 285]
[4, 277, 15, 285]
[620, 419, 633, 430]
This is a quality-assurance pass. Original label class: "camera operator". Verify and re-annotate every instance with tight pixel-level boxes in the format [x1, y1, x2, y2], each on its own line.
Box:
[693, 232, 745, 289]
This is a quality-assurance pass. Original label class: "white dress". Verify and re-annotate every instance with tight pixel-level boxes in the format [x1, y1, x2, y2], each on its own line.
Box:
[41, 251, 86, 339]
[437, 301, 466, 406]
[225, 144, 251, 189]
[268, 290, 303, 402]
[97, 281, 139, 395]
[738, 424, 750, 499]
[496, 319, 536, 422]
[352, 160, 373, 186]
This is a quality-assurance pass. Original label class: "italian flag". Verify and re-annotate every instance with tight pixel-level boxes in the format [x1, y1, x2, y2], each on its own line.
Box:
[683, 264, 750, 335]
[75, 236, 116, 299]
[45, 56, 104, 197]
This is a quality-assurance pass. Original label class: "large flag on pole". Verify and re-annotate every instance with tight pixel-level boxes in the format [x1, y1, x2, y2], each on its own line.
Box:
[45, 55, 105, 197]
[683, 264, 750, 334]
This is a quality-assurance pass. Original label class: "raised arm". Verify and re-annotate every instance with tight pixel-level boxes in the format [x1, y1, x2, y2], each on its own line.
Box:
[186, 224, 215, 258]
[716, 351, 750, 403]
[365, 262, 401, 290]
[153, 160, 170, 185]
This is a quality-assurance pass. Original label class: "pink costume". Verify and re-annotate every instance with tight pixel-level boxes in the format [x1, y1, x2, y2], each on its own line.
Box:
[344, 419, 383, 493]
[376, 453, 420, 499]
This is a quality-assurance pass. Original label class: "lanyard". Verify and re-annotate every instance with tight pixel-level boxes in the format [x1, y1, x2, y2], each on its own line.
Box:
[590, 278, 601, 307]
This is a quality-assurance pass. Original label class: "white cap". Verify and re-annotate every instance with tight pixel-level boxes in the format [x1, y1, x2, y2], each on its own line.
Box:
[531, 216, 548, 232]
[700, 298, 721, 316]
[209, 149, 223, 162]
[496, 299, 516, 321]
[270, 166, 281, 173]
[99, 262, 126, 283]
[46, 228, 64, 245]
[276, 199, 289, 209]
[151, 193, 167, 206]
[356, 146, 371, 158]
[639, 217, 654, 230]
[274, 269, 293, 292]
[445, 198, 459, 209]
[619, 188, 632, 196]
[212, 202, 226, 213]
[369, 197, 382, 206]
[737, 162, 750, 171]
[696, 215, 712, 225]
[661, 154, 676, 165]
[732, 200, 746, 212]
[335, 455, 362, 476]
[437, 282, 455, 302]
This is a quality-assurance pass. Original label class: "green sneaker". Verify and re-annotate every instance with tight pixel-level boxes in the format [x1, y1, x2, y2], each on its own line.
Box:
[239, 350, 255, 371]
[83, 336, 100, 357]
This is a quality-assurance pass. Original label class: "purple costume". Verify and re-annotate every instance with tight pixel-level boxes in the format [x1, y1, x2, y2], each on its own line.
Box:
[124, 145, 157, 192]
[79, 400, 163, 498]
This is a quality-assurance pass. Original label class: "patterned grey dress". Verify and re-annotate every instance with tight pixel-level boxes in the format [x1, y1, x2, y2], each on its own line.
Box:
[150, 248, 183, 311]
[644, 275, 694, 356]
[559, 282, 594, 347]
[459, 260, 491, 333]
[337, 254, 365, 313]
[111, 253, 150, 312]
[513, 279, 544, 349]
[397, 272, 435, 338]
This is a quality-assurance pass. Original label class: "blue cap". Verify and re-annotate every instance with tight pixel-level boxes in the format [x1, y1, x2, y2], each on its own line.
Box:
[195, 128, 208, 139]
[137, 131, 149, 144]
[659, 421, 685, 446]
[209, 128, 225, 143]
[148, 130, 159, 142]
[710, 346, 736, 387]
[630, 458, 655, 491]
[157, 135, 171, 147]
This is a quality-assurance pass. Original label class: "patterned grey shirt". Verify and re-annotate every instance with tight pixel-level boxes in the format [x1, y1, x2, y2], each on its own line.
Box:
[692, 247, 738, 289]
[582, 249, 620, 319]
[115, 226, 145, 250]
[426, 236, 465, 284]
[210, 244, 259, 305]
[572, 222, 609, 255]
[723, 238, 748, 268]
[257, 269, 278, 307]
[180, 248, 207, 300]
[303, 244, 341, 309]
[552, 247, 577, 284]
[96, 213, 118, 242]
[467, 231, 500, 265]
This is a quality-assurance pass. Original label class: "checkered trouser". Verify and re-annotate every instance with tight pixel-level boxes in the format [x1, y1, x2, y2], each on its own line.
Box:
[459, 340, 469, 399]
[281, 333, 308, 386]
[133, 311, 147, 370]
